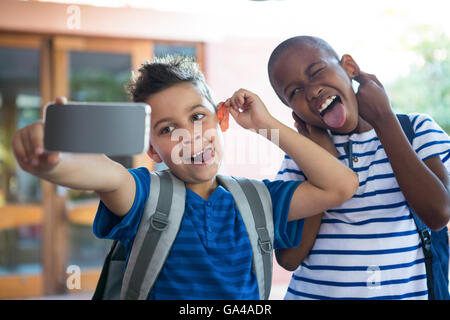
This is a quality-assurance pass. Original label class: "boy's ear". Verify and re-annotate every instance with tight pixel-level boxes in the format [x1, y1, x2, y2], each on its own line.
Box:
[147, 144, 163, 163]
[340, 54, 360, 79]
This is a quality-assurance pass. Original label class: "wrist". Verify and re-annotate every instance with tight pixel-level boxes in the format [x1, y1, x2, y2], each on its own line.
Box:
[256, 117, 283, 143]
[258, 116, 280, 131]
[371, 111, 398, 133]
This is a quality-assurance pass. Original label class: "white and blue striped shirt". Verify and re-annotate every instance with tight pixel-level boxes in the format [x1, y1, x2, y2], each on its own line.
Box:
[277, 113, 450, 300]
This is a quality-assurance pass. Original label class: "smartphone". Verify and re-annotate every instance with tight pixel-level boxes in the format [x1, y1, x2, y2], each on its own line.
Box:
[44, 102, 151, 156]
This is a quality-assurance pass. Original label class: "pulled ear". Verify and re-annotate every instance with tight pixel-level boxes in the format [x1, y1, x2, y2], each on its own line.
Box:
[147, 144, 163, 163]
[340, 54, 360, 79]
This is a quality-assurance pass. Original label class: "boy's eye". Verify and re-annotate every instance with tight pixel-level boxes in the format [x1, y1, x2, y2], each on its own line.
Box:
[192, 113, 205, 121]
[290, 88, 304, 100]
[160, 125, 175, 135]
[311, 67, 325, 77]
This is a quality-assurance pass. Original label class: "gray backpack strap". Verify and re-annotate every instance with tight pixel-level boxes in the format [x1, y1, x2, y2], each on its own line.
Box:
[120, 170, 185, 300]
[216, 175, 274, 300]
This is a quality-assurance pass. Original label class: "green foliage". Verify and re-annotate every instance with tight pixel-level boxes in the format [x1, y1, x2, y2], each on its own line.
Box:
[388, 26, 450, 133]
[70, 69, 129, 102]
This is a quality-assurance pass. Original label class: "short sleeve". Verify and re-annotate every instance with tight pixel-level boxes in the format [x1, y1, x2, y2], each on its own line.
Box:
[93, 167, 151, 250]
[275, 155, 307, 182]
[262, 179, 304, 250]
[410, 113, 450, 168]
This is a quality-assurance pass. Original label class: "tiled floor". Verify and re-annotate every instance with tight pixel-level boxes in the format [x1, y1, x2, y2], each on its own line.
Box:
[29, 287, 287, 300]
[26, 257, 293, 300]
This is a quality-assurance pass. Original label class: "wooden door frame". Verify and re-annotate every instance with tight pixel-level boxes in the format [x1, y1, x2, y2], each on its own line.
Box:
[0, 31, 205, 298]
[0, 32, 48, 298]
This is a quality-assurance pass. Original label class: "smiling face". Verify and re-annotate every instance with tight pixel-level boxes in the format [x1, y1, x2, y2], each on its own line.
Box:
[269, 42, 360, 134]
[146, 82, 223, 185]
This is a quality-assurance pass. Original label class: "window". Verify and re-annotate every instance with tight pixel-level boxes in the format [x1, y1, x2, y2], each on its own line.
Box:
[0, 46, 42, 277]
[154, 44, 196, 58]
[0, 47, 41, 204]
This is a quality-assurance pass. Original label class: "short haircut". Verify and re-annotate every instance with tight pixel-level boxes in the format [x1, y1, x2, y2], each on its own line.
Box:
[267, 35, 340, 82]
[127, 55, 216, 109]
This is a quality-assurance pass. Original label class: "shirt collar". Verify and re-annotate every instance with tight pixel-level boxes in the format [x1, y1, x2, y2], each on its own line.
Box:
[185, 185, 229, 204]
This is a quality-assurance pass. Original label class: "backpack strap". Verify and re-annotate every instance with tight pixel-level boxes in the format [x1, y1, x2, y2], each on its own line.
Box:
[92, 239, 126, 300]
[216, 175, 274, 300]
[396, 113, 435, 299]
[397, 114, 415, 145]
[120, 170, 186, 300]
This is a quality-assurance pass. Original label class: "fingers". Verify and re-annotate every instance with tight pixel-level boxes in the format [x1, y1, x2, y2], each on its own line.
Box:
[225, 88, 254, 111]
[228, 106, 240, 121]
[354, 71, 384, 88]
[37, 151, 60, 166]
[22, 126, 36, 162]
[12, 121, 59, 170]
[231, 89, 246, 108]
[292, 111, 307, 133]
[224, 98, 233, 110]
[354, 71, 370, 85]
[43, 97, 68, 121]
[54, 96, 68, 105]
[22, 122, 44, 164]
[29, 121, 45, 156]
[12, 131, 27, 164]
[13, 97, 66, 172]
[361, 71, 383, 88]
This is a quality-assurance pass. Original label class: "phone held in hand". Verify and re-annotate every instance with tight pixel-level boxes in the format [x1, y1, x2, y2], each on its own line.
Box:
[44, 102, 151, 156]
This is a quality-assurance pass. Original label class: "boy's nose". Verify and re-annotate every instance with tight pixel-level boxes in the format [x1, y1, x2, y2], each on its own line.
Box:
[181, 130, 202, 145]
[306, 86, 324, 102]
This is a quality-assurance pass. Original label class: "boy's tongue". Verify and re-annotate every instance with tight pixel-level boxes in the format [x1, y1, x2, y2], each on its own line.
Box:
[322, 102, 346, 129]
[193, 148, 214, 164]
[202, 148, 214, 163]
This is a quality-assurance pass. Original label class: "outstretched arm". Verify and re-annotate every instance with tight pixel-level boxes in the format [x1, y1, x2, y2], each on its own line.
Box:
[12, 98, 136, 217]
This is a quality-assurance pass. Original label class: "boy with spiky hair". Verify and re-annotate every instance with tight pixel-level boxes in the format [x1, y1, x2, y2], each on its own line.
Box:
[12, 55, 358, 299]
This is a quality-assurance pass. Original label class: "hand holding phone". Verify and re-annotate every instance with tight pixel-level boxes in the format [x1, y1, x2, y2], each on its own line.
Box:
[44, 101, 150, 156]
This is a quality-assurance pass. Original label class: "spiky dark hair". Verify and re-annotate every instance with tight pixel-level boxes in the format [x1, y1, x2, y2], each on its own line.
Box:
[127, 55, 216, 108]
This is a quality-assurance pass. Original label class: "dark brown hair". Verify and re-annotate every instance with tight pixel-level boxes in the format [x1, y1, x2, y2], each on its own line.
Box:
[127, 55, 216, 109]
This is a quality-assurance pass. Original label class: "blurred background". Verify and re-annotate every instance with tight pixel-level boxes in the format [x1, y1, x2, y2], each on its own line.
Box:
[0, 0, 449, 299]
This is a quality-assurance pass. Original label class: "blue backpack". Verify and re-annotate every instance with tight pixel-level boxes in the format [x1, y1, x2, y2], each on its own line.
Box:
[397, 114, 450, 300]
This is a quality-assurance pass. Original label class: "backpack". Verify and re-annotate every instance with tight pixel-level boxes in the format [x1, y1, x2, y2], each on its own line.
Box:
[397, 114, 450, 300]
[92, 170, 274, 300]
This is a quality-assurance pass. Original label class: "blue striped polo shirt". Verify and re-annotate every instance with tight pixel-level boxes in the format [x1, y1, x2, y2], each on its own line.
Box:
[93, 169, 304, 299]
[277, 113, 450, 300]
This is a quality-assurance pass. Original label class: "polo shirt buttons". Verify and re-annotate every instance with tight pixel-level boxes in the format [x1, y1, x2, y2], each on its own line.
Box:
[352, 156, 359, 163]
[206, 201, 213, 233]
[206, 201, 212, 218]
